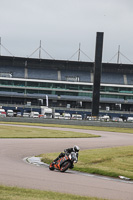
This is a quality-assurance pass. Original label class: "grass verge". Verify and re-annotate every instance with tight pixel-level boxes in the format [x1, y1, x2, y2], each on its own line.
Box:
[0, 121, 133, 133]
[40, 146, 133, 180]
[0, 125, 99, 138]
[0, 185, 107, 200]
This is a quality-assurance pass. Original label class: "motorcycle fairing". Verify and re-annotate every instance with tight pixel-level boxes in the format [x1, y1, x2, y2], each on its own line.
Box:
[55, 155, 68, 170]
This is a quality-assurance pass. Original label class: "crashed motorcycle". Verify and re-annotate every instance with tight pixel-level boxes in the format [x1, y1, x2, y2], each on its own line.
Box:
[49, 152, 78, 172]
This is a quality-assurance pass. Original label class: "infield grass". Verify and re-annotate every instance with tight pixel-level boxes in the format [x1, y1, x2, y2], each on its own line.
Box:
[0, 125, 99, 138]
[0, 121, 133, 134]
[0, 185, 107, 200]
[40, 146, 133, 180]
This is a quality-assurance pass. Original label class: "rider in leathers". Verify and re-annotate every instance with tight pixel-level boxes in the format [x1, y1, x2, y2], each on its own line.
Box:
[53, 145, 80, 164]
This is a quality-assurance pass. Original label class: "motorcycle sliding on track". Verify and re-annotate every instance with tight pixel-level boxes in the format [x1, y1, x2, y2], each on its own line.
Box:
[49, 152, 78, 172]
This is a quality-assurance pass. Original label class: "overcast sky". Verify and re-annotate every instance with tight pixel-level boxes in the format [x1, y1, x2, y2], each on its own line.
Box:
[0, 0, 133, 64]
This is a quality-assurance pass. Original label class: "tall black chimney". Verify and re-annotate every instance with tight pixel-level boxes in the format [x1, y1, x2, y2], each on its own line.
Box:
[92, 32, 104, 116]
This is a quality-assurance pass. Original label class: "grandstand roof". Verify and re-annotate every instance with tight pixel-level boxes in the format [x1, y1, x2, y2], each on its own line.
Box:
[0, 55, 133, 73]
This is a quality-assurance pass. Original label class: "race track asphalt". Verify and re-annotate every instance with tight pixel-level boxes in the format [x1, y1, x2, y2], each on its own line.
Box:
[0, 124, 133, 200]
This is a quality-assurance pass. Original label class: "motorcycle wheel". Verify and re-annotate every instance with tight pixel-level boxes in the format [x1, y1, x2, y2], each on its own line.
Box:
[60, 161, 71, 172]
[49, 163, 54, 170]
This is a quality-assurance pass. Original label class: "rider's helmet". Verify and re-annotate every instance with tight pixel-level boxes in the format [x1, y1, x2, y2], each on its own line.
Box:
[73, 145, 80, 152]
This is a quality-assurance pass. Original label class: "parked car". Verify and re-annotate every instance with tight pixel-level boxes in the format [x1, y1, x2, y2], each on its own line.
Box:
[23, 112, 30, 118]
[71, 114, 82, 120]
[112, 117, 123, 122]
[59, 115, 65, 119]
[100, 115, 110, 122]
[53, 112, 60, 119]
[0, 109, 6, 116]
[6, 110, 14, 117]
[39, 114, 44, 118]
[0, 111, 6, 118]
[30, 112, 39, 118]
[62, 113, 71, 120]
[16, 112, 22, 117]
[127, 117, 133, 122]
[86, 116, 99, 121]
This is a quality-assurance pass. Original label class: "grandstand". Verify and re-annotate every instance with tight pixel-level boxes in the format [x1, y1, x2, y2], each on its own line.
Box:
[0, 55, 133, 115]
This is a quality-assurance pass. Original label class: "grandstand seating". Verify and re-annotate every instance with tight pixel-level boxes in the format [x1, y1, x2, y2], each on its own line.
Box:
[0, 66, 24, 78]
[0, 55, 133, 113]
[0, 65, 128, 86]
[27, 68, 58, 80]
[101, 72, 124, 84]
[61, 70, 91, 82]
[126, 74, 133, 85]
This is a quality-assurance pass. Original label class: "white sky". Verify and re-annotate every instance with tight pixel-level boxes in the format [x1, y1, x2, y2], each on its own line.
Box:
[0, 0, 133, 64]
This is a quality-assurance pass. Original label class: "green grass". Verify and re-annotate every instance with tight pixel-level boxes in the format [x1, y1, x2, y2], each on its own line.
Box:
[40, 146, 133, 180]
[0, 125, 99, 138]
[0, 185, 107, 200]
[0, 121, 133, 133]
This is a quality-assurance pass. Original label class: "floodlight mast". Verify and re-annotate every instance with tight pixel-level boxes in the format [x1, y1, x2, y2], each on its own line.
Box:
[78, 43, 81, 61]
[39, 40, 41, 59]
[117, 45, 120, 64]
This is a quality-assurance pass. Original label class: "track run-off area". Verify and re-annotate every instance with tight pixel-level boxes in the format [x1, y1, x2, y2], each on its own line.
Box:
[0, 124, 133, 200]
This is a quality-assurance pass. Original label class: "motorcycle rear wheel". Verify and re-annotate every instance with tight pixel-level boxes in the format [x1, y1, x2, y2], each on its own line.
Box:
[60, 161, 71, 172]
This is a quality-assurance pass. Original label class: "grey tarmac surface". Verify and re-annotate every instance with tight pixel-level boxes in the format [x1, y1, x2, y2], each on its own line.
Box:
[0, 124, 133, 200]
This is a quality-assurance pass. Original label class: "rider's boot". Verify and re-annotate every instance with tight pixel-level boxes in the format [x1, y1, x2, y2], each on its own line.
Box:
[70, 164, 74, 169]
